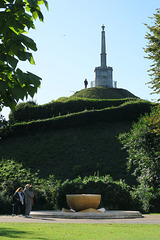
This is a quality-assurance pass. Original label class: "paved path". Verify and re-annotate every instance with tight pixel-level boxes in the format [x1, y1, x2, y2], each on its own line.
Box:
[0, 214, 160, 224]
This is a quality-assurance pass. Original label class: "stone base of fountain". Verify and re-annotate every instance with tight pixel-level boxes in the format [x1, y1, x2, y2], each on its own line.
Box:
[31, 194, 142, 219]
[31, 210, 142, 219]
[62, 207, 104, 213]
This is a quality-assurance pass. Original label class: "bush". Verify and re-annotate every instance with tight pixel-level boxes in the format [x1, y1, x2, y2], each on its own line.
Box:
[55, 175, 140, 211]
[9, 101, 37, 124]
[2, 158, 159, 213]
[0, 159, 57, 214]
[0, 181, 15, 214]
[119, 105, 160, 212]
[149, 190, 160, 213]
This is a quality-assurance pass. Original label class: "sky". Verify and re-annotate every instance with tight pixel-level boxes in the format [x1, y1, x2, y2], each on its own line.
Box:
[1, 0, 160, 119]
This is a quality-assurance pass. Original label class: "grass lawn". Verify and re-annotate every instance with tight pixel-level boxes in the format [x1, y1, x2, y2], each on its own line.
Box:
[0, 223, 160, 240]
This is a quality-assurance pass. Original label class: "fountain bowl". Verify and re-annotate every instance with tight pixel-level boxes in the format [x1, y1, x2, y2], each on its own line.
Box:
[66, 194, 101, 211]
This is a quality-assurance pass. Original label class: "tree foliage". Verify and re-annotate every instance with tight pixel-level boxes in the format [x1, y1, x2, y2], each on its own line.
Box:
[121, 8, 160, 189]
[119, 111, 160, 188]
[147, 104, 160, 136]
[144, 8, 160, 98]
[118, 9, 160, 211]
[0, 0, 48, 112]
[119, 110, 160, 211]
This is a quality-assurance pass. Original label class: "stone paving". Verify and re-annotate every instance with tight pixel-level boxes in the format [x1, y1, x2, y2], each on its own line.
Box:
[0, 214, 160, 224]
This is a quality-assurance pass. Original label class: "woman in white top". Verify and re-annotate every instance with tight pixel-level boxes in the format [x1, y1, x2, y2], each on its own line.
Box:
[13, 187, 25, 215]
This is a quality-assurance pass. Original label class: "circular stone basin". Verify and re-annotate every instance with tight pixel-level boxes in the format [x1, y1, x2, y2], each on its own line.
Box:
[66, 194, 101, 211]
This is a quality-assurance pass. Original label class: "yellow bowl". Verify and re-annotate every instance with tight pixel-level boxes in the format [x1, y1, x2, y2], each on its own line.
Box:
[66, 194, 101, 211]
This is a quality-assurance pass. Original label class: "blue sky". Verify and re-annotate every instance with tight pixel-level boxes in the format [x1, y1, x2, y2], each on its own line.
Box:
[2, 0, 160, 118]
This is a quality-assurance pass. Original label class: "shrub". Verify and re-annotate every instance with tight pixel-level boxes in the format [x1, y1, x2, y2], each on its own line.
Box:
[55, 175, 140, 211]
[0, 181, 15, 214]
[119, 106, 160, 212]
[9, 101, 37, 124]
[149, 190, 160, 213]
[0, 159, 57, 214]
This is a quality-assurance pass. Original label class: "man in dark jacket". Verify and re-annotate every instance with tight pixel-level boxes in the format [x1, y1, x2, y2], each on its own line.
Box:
[24, 184, 34, 218]
[84, 78, 88, 88]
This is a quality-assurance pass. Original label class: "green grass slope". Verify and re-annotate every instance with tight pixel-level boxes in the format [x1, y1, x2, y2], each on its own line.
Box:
[0, 87, 151, 185]
[70, 87, 138, 99]
[0, 121, 135, 184]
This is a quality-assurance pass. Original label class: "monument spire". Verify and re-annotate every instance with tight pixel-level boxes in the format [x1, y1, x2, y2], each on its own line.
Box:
[101, 25, 106, 67]
[94, 25, 113, 88]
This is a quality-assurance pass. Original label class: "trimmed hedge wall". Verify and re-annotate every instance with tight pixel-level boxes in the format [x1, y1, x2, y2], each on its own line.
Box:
[9, 98, 138, 123]
[1, 101, 153, 138]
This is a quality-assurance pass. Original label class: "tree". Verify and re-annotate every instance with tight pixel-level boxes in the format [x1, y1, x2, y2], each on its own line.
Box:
[144, 8, 160, 98]
[119, 112, 160, 211]
[144, 8, 160, 135]
[0, 0, 49, 112]
[119, 113, 160, 188]
[118, 9, 160, 212]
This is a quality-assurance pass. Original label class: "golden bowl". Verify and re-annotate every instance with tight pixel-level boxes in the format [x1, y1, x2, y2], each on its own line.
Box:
[66, 194, 101, 211]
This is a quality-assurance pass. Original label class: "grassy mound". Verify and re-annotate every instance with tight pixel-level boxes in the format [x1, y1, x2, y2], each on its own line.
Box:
[0, 121, 135, 184]
[70, 87, 138, 100]
[0, 92, 151, 186]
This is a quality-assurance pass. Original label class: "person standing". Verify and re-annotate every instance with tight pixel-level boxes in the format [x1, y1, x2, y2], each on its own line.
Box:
[84, 78, 88, 89]
[24, 184, 34, 218]
[12, 187, 25, 216]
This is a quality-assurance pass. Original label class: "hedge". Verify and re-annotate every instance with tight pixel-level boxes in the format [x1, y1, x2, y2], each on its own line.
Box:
[1, 101, 153, 139]
[9, 98, 138, 123]
[55, 175, 140, 211]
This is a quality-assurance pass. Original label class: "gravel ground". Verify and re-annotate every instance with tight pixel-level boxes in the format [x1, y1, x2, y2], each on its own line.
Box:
[0, 214, 160, 224]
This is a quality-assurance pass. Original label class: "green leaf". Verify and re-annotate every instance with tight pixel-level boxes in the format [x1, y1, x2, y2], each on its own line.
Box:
[26, 5, 31, 12]
[9, 42, 20, 55]
[10, 86, 27, 101]
[32, 11, 38, 20]
[30, 55, 35, 65]
[6, 55, 18, 70]
[16, 75, 27, 87]
[28, 86, 37, 98]
[37, 10, 44, 22]
[27, 71, 42, 87]
[23, 12, 34, 29]
[9, 27, 26, 35]
[0, 80, 9, 92]
[16, 68, 29, 86]
[26, 0, 35, 6]
[3, 97, 16, 111]
[20, 34, 37, 51]
[38, 0, 49, 10]
[17, 51, 33, 62]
